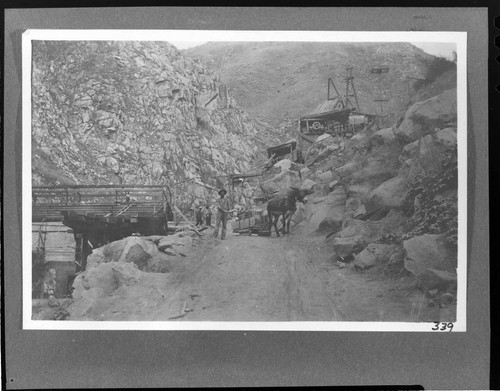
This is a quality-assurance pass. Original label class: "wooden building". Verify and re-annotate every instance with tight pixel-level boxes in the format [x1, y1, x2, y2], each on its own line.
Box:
[297, 101, 352, 151]
[32, 222, 76, 298]
[266, 140, 297, 164]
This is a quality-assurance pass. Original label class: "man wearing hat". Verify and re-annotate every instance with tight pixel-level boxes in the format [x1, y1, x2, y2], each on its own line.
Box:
[213, 189, 232, 240]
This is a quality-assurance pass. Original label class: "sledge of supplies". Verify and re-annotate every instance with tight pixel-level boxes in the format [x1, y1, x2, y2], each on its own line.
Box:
[232, 207, 271, 236]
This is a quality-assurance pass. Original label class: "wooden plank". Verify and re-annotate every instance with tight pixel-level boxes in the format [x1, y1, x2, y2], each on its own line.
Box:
[173, 206, 201, 235]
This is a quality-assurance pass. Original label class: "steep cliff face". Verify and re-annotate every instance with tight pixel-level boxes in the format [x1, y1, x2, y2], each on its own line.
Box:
[31, 41, 281, 205]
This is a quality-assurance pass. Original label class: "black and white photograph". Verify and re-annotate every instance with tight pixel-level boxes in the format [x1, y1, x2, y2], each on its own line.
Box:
[23, 29, 467, 331]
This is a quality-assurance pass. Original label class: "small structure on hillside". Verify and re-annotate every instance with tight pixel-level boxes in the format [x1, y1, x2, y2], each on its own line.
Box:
[297, 67, 375, 152]
[370, 66, 390, 74]
[266, 140, 297, 165]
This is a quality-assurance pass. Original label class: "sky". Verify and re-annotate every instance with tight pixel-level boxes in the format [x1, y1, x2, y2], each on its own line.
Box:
[411, 42, 456, 60]
[171, 41, 457, 60]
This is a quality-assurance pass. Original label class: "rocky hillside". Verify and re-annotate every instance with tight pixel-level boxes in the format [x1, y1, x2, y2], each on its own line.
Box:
[31, 41, 282, 207]
[258, 80, 458, 318]
[184, 42, 455, 130]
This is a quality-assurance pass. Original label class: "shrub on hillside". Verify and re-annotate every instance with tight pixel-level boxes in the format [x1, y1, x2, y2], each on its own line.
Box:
[401, 151, 458, 247]
[427, 56, 456, 81]
[415, 56, 456, 89]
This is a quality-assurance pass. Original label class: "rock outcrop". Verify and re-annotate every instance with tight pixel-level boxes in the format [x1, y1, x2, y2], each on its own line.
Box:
[69, 230, 201, 318]
[394, 88, 457, 143]
[403, 233, 457, 276]
[31, 41, 281, 209]
[294, 71, 458, 297]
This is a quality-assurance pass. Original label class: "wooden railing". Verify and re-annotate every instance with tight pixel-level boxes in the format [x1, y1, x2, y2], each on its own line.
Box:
[32, 185, 172, 222]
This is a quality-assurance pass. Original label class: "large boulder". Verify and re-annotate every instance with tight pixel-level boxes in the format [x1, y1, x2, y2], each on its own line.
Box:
[347, 183, 374, 199]
[343, 197, 366, 220]
[306, 188, 346, 231]
[366, 176, 409, 211]
[272, 158, 298, 173]
[335, 162, 360, 178]
[146, 251, 183, 273]
[73, 266, 116, 297]
[115, 237, 159, 270]
[347, 144, 402, 187]
[328, 180, 340, 191]
[260, 170, 301, 194]
[395, 88, 457, 142]
[316, 145, 341, 164]
[352, 248, 377, 269]
[336, 219, 385, 242]
[112, 262, 143, 288]
[434, 127, 457, 148]
[85, 247, 106, 270]
[300, 178, 317, 193]
[416, 268, 457, 292]
[72, 262, 142, 299]
[353, 243, 400, 269]
[290, 203, 307, 224]
[343, 130, 372, 160]
[68, 287, 105, 319]
[87, 233, 177, 272]
[365, 243, 399, 262]
[87, 236, 169, 272]
[304, 134, 340, 166]
[331, 235, 366, 259]
[402, 129, 457, 159]
[142, 235, 165, 245]
[157, 234, 193, 252]
[372, 127, 396, 145]
[335, 210, 407, 242]
[299, 167, 312, 179]
[69, 262, 143, 319]
[403, 234, 457, 276]
[345, 197, 363, 212]
[316, 169, 339, 184]
[401, 128, 457, 176]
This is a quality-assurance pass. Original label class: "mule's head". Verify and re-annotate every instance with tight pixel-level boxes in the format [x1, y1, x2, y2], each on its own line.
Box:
[290, 186, 307, 204]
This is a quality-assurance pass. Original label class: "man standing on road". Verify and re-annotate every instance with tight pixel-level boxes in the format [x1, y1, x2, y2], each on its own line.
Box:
[213, 189, 231, 240]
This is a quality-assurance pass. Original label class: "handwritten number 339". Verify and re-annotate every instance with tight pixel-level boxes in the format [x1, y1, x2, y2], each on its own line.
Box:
[432, 322, 454, 331]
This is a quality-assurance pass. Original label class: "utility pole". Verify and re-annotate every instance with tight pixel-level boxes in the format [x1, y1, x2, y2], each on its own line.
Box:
[344, 66, 360, 111]
[373, 99, 389, 114]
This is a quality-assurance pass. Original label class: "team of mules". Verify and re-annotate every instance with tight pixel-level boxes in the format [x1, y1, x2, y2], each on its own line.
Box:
[267, 187, 307, 237]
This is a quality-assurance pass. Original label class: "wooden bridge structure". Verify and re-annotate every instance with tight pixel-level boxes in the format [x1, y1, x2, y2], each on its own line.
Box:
[32, 185, 173, 273]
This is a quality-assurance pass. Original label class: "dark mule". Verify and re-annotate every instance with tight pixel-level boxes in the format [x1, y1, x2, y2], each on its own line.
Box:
[267, 187, 306, 237]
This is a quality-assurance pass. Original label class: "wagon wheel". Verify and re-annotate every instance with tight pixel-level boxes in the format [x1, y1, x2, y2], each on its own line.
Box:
[312, 121, 322, 130]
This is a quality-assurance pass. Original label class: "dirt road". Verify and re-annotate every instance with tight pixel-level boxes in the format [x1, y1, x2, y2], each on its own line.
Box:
[68, 224, 444, 322]
[167, 231, 342, 322]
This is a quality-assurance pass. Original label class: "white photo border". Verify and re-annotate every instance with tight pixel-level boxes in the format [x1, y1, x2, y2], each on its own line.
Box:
[22, 29, 468, 332]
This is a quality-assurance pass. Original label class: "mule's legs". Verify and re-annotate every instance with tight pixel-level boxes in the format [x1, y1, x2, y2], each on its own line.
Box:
[267, 207, 275, 236]
[273, 214, 280, 237]
[282, 213, 287, 235]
